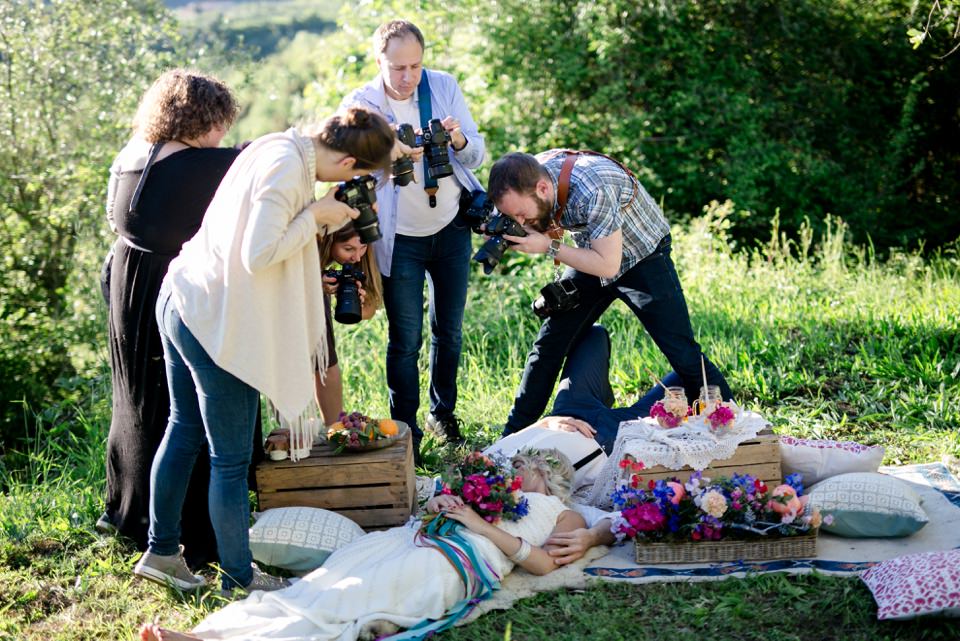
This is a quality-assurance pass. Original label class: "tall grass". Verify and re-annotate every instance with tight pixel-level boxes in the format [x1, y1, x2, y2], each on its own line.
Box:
[1, 213, 958, 640]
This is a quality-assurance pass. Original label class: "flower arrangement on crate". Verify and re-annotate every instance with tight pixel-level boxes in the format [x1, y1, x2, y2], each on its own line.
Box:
[610, 459, 831, 544]
[423, 451, 529, 529]
[326, 411, 400, 453]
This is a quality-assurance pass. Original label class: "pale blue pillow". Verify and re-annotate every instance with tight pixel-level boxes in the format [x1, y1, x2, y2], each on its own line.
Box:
[807, 472, 928, 538]
[249, 507, 364, 572]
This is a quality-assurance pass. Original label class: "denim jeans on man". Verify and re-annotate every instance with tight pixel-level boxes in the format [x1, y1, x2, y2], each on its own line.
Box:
[150, 282, 259, 589]
[505, 235, 731, 433]
[382, 220, 472, 438]
[551, 324, 683, 453]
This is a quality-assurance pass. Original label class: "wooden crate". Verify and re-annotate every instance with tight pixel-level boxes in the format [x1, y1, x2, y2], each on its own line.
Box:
[623, 431, 782, 486]
[256, 431, 415, 529]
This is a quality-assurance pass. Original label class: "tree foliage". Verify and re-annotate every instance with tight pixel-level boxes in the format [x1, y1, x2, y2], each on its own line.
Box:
[295, 0, 959, 250]
[0, 0, 180, 446]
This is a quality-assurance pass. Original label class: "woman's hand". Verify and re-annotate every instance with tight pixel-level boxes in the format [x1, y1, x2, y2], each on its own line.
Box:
[310, 188, 359, 230]
[441, 503, 490, 534]
[321, 273, 338, 296]
[426, 493, 464, 514]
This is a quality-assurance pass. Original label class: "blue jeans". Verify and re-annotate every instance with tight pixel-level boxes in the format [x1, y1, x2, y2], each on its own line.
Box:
[505, 235, 732, 432]
[382, 220, 472, 438]
[551, 325, 682, 453]
[150, 283, 259, 589]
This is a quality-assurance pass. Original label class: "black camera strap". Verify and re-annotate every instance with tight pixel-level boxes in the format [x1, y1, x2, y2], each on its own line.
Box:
[126, 141, 164, 217]
[417, 73, 438, 208]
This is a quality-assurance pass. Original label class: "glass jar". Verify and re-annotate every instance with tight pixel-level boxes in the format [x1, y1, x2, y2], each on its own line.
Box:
[695, 385, 723, 416]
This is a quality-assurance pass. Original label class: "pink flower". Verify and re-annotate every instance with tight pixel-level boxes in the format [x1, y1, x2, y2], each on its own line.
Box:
[767, 484, 802, 516]
[707, 404, 736, 430]
[665, 481, 686, 505]
[624, 503, 666, 532]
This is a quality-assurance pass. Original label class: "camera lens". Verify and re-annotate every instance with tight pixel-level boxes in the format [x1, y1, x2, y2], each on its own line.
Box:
[392, 156, 415, 186]
[334, 277, 362, 324]
[472, 237, 508, 275]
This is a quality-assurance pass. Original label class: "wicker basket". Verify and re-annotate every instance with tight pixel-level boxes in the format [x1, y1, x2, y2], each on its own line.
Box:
[634, 529, 818, 564]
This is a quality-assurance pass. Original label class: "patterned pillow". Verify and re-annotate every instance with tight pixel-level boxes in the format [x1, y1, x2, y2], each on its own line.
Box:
[861, 549, 960, 620]
[249, 507, 364, 572]
[780, 436, 884, 485]
[806, 472, 928, 538]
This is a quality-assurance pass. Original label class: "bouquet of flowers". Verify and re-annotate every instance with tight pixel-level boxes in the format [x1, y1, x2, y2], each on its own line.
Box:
[610, 459, 831, 543]
[427, 451, 529, 526]
[326, 411, 399, 454]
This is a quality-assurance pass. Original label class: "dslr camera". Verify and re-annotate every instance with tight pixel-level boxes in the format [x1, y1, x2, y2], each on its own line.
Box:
[473, 213, 527, 275]
[455, 189, 495, 234]
[392, 119, 454, 186]
[335, 176, 380, 243]
[324, 263, 366, 325]
[532, 279, 581, 319]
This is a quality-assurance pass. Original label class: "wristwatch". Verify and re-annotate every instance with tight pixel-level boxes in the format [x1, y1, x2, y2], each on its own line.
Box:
[546, 238, 562, 259]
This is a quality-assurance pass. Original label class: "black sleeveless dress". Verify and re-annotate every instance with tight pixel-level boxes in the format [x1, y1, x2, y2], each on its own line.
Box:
[102, 146, 262, 568]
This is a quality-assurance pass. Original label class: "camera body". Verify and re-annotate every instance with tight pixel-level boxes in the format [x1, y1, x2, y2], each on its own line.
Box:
[334, 176, 381, 243]
[393, 120, 454, 185]
[532, 279, 580, 319]
[324, 263, 366, 325]
[455, 189, 495, 234]
[473, 213, 527, 275]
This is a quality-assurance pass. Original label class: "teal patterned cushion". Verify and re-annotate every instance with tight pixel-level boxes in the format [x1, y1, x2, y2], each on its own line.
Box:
[807, 472, 928, 538]
[249, 507, 364, 572]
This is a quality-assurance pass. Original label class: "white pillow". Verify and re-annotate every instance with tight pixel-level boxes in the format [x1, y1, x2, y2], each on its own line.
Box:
[484, 427, 607, 491]
[862, 549, 960, 620]
[780, 436, 884, 485]
[249, 507, 364, 573]
[806, 472, 928, 538]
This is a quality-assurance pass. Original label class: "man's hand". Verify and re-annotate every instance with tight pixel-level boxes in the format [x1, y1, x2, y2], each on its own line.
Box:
[504, 226, 550, 255]
[393, 137, 423, 162]
[534, 416, 597, 439]
[440, 115, 467, 151]
[545, 528, 598, 565]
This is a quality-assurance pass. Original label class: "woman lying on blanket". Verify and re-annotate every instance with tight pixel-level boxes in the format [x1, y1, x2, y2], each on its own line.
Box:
[140, 448, 586, 641]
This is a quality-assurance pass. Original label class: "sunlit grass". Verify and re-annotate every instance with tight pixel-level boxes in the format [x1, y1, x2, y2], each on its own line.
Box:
[1, 208, 958, 639]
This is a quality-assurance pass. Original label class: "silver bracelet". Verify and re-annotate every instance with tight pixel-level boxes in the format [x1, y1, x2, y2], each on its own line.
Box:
[508, 537, 532, 563]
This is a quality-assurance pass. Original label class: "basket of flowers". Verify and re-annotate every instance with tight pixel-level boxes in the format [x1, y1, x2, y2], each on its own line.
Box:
[611, 460, 831, 564]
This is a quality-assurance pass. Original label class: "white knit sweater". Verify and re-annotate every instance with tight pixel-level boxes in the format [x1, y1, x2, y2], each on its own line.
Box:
[166, 128, 326, 423]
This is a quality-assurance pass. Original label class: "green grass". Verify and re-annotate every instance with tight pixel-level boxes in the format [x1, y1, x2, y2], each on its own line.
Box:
[1, 208, 959, 639]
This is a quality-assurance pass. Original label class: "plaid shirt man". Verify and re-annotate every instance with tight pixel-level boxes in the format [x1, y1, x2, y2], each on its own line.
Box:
[538, 151, 671, 286]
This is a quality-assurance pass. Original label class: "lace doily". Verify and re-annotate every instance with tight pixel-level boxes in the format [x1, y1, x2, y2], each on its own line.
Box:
[587, 410, 769, 508]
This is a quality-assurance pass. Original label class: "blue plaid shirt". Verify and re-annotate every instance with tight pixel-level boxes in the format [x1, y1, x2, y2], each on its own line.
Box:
[538, 151, 670, 285]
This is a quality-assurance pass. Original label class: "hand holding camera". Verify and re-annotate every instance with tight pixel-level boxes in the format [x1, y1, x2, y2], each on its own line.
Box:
[324, 263, 366, 324]
[334, 176, 381, 243]
[311, 188, 359, 230]
[391, 118, 455, 186]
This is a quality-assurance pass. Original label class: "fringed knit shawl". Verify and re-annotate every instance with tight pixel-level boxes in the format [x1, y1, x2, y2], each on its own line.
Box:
[167, 128, 327, 448]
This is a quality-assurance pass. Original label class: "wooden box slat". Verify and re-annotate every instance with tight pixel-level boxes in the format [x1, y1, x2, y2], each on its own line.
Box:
[625, 433, 782, 486]
[256, 431, 415, 529]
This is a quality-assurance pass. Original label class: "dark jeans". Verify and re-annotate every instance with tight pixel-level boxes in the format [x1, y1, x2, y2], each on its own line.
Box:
[505, 234, 731, 432]
[382, 220, 472, 438]
[551, 324, 682, 453]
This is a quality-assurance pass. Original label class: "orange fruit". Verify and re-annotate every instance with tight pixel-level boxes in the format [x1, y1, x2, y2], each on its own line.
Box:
[378, 419, 399, 437]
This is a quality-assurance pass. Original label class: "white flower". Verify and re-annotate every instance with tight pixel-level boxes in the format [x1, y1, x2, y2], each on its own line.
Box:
[700, 490, 728, 519]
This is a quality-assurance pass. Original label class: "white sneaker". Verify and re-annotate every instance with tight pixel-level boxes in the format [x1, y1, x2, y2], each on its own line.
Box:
[134, 546, 206, 592]
[221, 564, 290, 598]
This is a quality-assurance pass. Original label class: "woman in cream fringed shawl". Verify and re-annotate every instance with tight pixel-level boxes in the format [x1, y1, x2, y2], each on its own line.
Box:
[133, 107, 396, 596]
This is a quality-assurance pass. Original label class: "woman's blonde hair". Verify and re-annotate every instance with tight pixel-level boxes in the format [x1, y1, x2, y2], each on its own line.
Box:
[511, 448, 575, 503]
[318, 222, 383, 311]
[133, 68, 238, 143]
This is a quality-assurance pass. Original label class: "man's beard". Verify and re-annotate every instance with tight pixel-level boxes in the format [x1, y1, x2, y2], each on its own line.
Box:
[527, 193, 554, 232]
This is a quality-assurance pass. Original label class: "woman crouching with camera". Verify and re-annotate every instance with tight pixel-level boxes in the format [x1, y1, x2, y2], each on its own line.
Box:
[134, 107, 396, 596]
[315, 222, 383, 424]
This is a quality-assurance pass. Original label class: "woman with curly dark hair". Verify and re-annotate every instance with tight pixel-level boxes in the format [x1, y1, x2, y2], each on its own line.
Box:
[98, 68, 242, 568]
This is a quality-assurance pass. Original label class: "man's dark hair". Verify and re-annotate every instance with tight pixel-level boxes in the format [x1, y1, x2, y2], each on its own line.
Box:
[488, 152, 550, 203]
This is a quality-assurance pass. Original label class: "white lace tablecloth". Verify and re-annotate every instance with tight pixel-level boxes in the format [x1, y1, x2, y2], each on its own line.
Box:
[587, 411, 769, 508]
